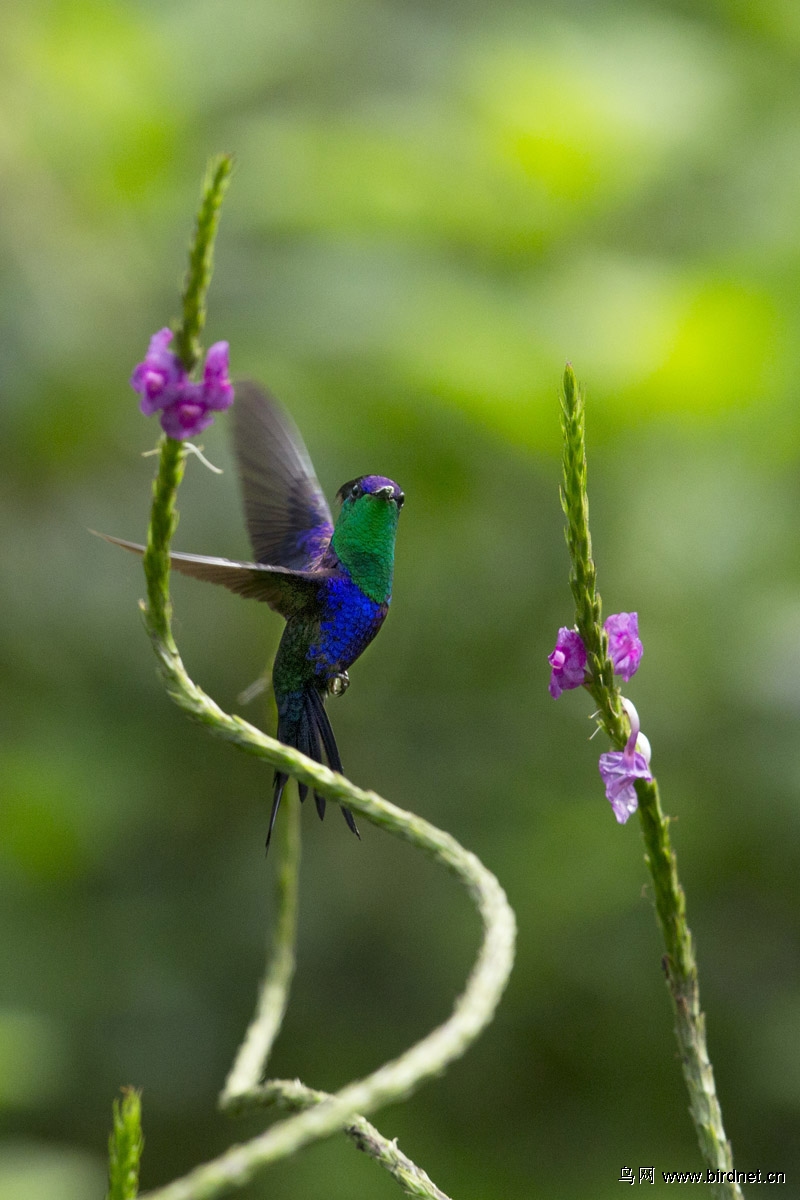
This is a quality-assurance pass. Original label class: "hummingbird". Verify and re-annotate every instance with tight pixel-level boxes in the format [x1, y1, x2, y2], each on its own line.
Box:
[103, 381, 404, 846]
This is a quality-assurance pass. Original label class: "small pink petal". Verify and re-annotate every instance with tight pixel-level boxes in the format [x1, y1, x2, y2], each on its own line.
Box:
[548, 627, 587, 698]
[604, 612, 643, 681]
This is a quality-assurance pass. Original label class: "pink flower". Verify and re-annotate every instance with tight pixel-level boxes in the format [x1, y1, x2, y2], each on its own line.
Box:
[202, 341, 234, 411]
[130, 332, 235, 439]
[130, 328, 186, 416]
[604, 612, 642, 682]
[159, 385, 216, 440]
[598, 699, 652, 824]
[548, 627, 587, 698]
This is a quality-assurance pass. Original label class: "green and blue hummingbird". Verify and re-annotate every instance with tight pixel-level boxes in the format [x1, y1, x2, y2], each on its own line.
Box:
[105, 382, 404, 845]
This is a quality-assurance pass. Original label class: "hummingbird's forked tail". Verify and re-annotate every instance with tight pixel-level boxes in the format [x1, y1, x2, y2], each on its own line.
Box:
[268, 688, 360, 849]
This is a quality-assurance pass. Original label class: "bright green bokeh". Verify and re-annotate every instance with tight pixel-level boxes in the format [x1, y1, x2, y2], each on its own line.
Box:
[2, 1, 800, 1197]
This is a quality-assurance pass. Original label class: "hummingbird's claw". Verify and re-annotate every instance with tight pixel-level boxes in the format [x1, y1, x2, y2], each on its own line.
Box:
[328, 671, 350, 697]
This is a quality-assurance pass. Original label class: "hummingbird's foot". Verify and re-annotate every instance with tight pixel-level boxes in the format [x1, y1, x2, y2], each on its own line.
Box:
[328, 671, 350, 697]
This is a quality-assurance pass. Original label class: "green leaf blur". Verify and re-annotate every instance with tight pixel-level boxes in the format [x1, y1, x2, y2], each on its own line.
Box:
[2, 1, 799, 1197]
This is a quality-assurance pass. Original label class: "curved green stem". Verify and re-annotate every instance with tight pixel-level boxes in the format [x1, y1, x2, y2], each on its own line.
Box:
[227, 1081, 452, 1200]
[219, 793, 301, 1107]
[560, 365, 741, 1200]
[126, 156, 516, 1200]
[215, 715, 454, 1200]
[135, 434, 515, 1200]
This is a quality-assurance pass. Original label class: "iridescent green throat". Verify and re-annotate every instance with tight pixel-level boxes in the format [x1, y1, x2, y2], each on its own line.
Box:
[331, 495, 399, 604]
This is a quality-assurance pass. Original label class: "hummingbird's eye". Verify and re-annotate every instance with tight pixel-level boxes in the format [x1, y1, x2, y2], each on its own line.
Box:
[396, 491, 405, 509]
[350, 482, 362, 499]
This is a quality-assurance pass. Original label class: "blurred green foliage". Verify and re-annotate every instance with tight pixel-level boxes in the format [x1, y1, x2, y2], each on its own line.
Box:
[2, 1, 800, 1196]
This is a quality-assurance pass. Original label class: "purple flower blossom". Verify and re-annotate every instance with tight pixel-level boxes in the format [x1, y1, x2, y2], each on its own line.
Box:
[548, 627, 587, 698]
[548, 612, 644, 698]
[159, 385, 216, 440]
[130, 331, 234, 440]
[130, 328, 185, 416]
[598, 699, 652, 824]
[202, 341, 235, 411]
[604, 612, 643, 682]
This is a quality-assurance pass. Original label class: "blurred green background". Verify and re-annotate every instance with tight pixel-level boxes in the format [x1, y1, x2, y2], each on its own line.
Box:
[2, 0, 800, 1196]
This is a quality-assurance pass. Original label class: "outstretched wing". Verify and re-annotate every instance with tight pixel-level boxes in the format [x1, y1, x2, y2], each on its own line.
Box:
[232, 381, 334, 569]
[96, 533, 329, 616]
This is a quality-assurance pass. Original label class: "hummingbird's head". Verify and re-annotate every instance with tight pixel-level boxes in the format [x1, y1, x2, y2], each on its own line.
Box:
[331, 475, 404, 603]
[335, 475, 405, 510]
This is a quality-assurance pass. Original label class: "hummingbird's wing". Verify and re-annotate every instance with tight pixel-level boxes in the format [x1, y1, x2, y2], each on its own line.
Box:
[96, 533, 329, 616]
[232, 382, 334, 569]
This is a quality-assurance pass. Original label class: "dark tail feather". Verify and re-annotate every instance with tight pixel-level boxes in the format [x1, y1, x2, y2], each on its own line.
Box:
[306, 708, 326, 821]
[306, 689, 360, 839]
[302, 693, 326, 821]
[306, 686, 342, 769]
[295, 706, 311, 807]
[338, 802, 360, 837]
[269, 692, 307, 852]
[296, 700, 326, 820]
[269, 687, 359, 845]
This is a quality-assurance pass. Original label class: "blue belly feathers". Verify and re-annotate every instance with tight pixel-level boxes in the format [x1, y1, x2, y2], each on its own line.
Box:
[307, 574, 386, 677]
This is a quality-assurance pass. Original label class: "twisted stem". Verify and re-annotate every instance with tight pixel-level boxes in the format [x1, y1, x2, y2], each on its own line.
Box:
[227, 1080, 452, 1200]
[219, 789, 301, 1109]
[215, 787, 453, 1198]
[135, 434, 515, 1200]
[127, 155, 516, 1200]
[560, 364, 741, 1200]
